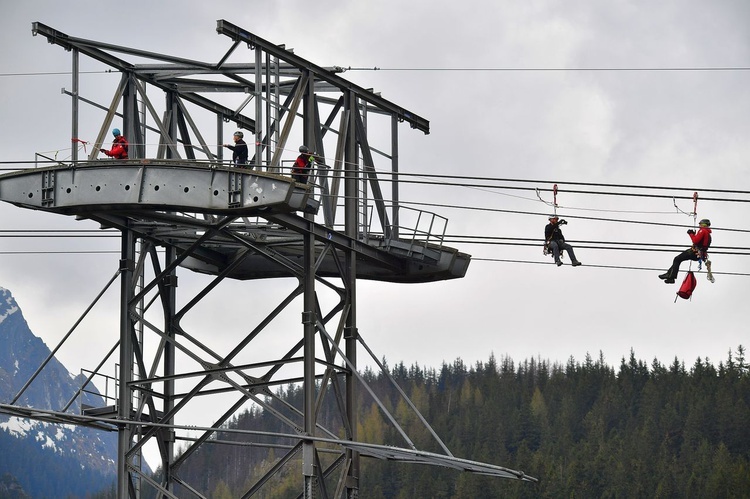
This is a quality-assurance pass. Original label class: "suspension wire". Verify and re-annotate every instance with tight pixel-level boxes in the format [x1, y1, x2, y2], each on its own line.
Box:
[0, 230, 116, 233]
[0, 70, 113, 77]
[370, 169, 750, 197]
[6, 67, 750, 77]
[393, 199, 750, 234]
[342, 66, 750, 72]
[471, 258, 750, 276]
[441, 235, 750, 254]
[5, 156, 750, 197]
[454, 242, 750, 256]
[369, 176, 750, 203]
[0, 200, 748, 244]
[0, 251, 120, 255]
[2, 236, 748, 256]
[0, 234, 117, 238]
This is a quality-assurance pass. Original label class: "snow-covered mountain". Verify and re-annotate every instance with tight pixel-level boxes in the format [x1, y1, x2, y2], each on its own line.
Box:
[0, 287, 117, 496]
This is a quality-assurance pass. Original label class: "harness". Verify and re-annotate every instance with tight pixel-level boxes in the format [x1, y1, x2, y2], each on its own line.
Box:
[115, 136, 128, 153]
[691, 232, 711, 266]
[690, 229, 714, 283]
[543, 224, 565, 258]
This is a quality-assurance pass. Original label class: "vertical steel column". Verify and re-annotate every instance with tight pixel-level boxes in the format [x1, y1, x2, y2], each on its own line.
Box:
[71, 49, 79, 164]
[117, 224, 135, 499]
[217, 116, 224, 163]
[139, 85, 147, 157]
[302, 70, 317, 498]
[166, 92, 176, 160]
[163, 246, 177, 494]
[255, 45, 263, 169]
[391, 115, 399, 238]
[122, 76, 138, 159]
[302, 224, 317, 498]
[265, 51, 272, 167]
[272, 54, 280, 165]
[344, 90, 360, 498]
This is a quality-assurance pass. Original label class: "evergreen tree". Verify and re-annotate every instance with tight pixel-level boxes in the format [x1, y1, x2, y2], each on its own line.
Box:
[160, 346, 750, 498]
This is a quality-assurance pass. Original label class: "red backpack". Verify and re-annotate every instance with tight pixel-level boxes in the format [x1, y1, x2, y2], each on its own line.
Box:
[676, 271, 697, 300]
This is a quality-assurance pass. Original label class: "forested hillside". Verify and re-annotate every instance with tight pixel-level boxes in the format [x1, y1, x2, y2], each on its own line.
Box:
[161, 347, 750, 498]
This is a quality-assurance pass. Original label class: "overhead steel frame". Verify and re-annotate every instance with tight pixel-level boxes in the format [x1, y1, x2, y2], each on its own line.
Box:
[11, 20, 536, 498]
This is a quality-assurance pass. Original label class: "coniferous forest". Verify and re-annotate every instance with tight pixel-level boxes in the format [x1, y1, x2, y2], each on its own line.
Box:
[152, 347, 750, 499]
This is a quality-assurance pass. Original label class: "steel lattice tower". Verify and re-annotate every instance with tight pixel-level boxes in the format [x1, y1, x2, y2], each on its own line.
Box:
[0, 20, 536, 498]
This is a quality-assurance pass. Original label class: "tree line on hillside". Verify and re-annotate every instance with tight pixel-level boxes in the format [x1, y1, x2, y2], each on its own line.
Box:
[144, 347, 750, 498]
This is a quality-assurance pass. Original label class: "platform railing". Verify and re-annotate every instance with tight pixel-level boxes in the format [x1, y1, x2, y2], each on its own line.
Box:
[380, 204, 448, 256]
[78, 368, 118, 413]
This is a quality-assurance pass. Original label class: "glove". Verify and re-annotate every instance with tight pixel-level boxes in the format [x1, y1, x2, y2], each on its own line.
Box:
[558, 219, 568, 225]
[687, 229, 695, 235]
[100, 148, 106, 153]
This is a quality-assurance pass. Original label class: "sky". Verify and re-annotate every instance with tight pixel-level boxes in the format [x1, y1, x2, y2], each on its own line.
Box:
[1, 0, 749, 467]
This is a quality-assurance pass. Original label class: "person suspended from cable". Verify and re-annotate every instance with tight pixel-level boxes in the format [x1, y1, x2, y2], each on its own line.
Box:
[292, 145, 315, 184]
[99, 128, 128, 159]
[544, 215, 582, 267]
[223, 130, 248, 166]
[659, 218, 712, 284]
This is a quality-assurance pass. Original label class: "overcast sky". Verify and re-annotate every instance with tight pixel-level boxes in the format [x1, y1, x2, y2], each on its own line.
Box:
[1, 1, 749, 466]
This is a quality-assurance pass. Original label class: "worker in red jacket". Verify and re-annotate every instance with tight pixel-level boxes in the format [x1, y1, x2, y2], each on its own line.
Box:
[292, 145, 314, 184]
[100, 128, 129, 159]
[659, 219, 712, 284]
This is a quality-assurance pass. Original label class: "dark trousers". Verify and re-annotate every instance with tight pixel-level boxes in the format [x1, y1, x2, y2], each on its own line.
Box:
[549, 240, 579, 264]
[665, 249, 698, 279]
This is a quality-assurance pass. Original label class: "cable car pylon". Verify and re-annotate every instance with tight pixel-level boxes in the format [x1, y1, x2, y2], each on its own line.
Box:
[0, 21, 536, 498]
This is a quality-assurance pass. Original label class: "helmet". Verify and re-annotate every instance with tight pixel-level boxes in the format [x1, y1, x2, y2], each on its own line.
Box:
[299, 145, 309, 153]
[112, 128, 121, 137]
[548, 214, 559, 220]
[699, 218, 711, 227]
[233, 131, 244, 138]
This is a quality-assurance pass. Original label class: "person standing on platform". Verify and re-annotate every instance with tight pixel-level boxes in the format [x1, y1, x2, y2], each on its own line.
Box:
[223, 131, 248, 166]
[100, 128, 129, 159]
[292, 145, 314, 184]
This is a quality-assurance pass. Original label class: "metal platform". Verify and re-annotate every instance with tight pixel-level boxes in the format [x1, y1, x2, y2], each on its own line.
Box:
[0, 160, 318, 215]
[0, 162, 470, 283]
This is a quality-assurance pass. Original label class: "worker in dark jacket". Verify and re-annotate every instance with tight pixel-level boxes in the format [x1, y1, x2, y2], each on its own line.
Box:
[100, 128, 129, 159]
[544, 215, 582, 267]
[659, 219, 712, 283]
[223, 131, 248, 166]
